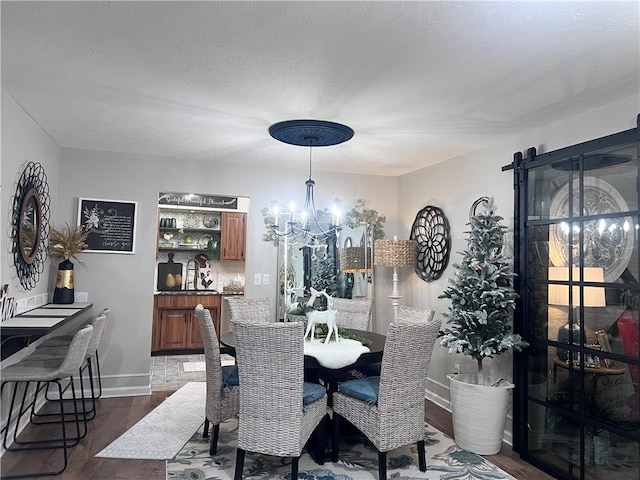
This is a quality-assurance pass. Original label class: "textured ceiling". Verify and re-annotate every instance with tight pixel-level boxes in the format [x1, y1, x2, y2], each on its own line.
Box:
[2, 1, 638, 176]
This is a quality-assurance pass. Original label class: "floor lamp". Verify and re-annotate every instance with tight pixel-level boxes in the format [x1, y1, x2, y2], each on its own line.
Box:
[548, 266, 605, 361]
[340, 246, 371, 298]
[374, 237, 417, 322]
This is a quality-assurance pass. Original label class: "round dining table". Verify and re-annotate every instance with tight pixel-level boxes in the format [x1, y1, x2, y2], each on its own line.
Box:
[220, 327, 386, 401]
[219, 327, 386, 371]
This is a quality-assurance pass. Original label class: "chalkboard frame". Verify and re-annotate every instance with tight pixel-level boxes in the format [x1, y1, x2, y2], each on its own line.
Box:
[77, 198, 137, 254]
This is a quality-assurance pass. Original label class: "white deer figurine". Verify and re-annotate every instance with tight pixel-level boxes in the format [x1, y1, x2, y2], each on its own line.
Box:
[284, 281, 303, 313]
[304, 288, 339, 344]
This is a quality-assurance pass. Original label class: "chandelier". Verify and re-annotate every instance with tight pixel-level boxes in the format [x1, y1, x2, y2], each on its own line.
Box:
[268, 119, 354, 253]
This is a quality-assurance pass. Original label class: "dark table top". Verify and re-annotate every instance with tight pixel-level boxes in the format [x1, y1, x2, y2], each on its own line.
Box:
[220, 327, 386, 371]
[1, 302, 94, 360]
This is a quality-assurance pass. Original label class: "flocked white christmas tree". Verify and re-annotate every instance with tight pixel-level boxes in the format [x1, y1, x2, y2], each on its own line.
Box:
[438, 198, 528, 384]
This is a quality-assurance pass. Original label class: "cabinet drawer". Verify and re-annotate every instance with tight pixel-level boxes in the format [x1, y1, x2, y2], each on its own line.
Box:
[155, 294, 220, 309]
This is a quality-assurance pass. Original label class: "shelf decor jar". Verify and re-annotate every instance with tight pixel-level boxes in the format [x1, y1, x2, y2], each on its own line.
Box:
[48, 224, 89, 304]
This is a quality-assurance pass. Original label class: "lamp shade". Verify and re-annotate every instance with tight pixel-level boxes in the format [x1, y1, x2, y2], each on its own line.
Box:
[374, 239, 417, 268]
[340, 246, 372, 273]
[548, 267, 606, 307]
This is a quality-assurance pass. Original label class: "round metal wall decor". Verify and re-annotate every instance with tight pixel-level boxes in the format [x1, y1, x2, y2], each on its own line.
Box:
[10, 162, 51, 290]
[410, 205, 451, 282]
[549, 177, 634, 282]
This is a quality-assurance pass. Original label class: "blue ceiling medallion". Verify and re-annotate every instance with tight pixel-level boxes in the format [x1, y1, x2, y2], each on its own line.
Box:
[268, 120, 354, 147]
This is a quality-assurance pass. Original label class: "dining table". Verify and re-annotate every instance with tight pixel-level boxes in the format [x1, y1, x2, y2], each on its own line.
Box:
[220, 327, 385, 394]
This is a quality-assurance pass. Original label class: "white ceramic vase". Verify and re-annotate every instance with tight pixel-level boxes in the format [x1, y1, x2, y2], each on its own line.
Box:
[448, 373, 514, 455]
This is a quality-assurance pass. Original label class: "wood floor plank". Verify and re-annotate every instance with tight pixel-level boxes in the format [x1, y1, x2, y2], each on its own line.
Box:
[1, 391, 550, 479]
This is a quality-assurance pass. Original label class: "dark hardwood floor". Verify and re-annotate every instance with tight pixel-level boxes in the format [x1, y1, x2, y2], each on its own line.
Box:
[1, 391, 554, 479]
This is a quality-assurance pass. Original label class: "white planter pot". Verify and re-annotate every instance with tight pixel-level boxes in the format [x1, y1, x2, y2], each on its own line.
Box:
[448, 373, 514, 455]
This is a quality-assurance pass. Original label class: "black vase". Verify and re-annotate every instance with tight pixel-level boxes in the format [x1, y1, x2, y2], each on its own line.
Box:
[53, 259, 75, 304]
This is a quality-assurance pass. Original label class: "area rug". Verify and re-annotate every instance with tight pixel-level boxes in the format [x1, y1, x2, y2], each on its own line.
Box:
[183, 362, 206, 372]
[97, 382, 206, 459]
[167, 417, 517, 480]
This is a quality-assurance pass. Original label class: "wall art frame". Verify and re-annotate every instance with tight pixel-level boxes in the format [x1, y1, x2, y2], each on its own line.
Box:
[78, 198, 137, 254]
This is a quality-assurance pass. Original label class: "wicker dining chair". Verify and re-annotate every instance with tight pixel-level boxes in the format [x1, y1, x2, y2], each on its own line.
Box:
[194, 304, 240, 455]
[226, 296, 271, 323]
[397, 305, 436, 325]
[357, 305, 436, 379]
[331, 318, 440, 480]
[232, 320, 328, 480]
[330, 298, 373, 331]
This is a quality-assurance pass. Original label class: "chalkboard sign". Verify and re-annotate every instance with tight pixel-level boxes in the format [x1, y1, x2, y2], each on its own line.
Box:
[158, 192, 238, 209]
[77, 198, 137, 253]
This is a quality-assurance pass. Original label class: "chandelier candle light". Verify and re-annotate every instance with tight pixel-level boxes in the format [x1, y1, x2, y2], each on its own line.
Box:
[268, 120, 353, 251]
[374, 236, 417, 321]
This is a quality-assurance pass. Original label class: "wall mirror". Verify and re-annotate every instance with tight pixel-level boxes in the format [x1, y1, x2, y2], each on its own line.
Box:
[18, 188, 42, 264]
[277, 221, 374, 320]
[10, 162, 50, 290]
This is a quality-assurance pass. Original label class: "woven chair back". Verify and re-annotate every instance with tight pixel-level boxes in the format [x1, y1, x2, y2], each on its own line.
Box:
[59, 324, 94, 376]
[377, 320, 439, 413]
[226, 297, 271, 323]
[194, 304, 223, 392]
[232, 321, 309, 455]
[330, 298, 373, 331]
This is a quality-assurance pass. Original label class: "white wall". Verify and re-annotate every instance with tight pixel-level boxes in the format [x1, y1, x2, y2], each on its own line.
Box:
[1, 89, 60, 307]
[399, 93, 639, 443]
[56, 148, 398, 395]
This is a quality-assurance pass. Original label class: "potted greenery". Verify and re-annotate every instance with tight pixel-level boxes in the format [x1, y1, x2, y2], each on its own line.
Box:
[49, 223, 89, 304]
[438, 198, 528, 454]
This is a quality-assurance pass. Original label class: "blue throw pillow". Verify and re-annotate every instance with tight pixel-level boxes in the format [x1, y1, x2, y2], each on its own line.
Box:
[303, 382, 326, 405]
[339, 376, 380, 405]
[222, 365, 239, 390]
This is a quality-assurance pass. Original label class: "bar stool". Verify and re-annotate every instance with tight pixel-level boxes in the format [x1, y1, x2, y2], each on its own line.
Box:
[26, 311, 109, 422]
[1, 324, 93, 479]
[34, 308, 110, 401]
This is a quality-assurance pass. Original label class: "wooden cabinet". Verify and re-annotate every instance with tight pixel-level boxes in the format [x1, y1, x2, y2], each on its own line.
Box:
[152, 294, 220, 352]
[221, 212, 247, 260]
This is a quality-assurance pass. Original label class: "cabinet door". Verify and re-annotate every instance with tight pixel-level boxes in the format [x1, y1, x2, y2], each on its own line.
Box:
[187, 306, 220, 348]
[221, 212, 246, 260]
[158, 310, 188, 349]
[187, 311, 203, 349]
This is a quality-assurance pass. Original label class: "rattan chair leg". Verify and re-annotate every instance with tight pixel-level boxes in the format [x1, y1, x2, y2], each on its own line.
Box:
[234, 448, 245, 480]
[417, 439, 426, 471]
[291, 456, 299, 479]
[203, 418, 210, 438]
[377, 451, 387, 480]
[312, 414, 328, 465]
[209, 424, 220, 456]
